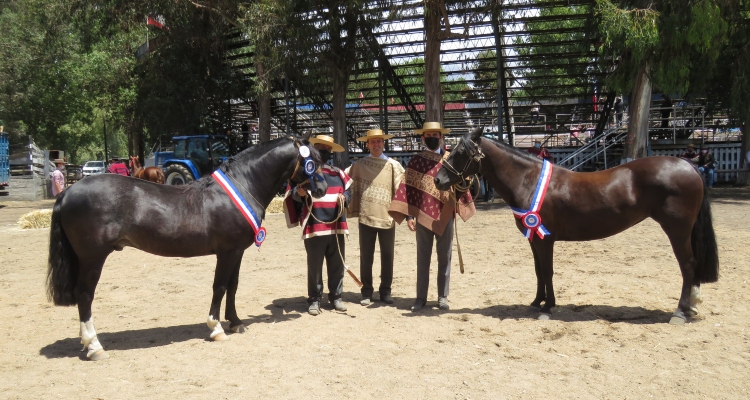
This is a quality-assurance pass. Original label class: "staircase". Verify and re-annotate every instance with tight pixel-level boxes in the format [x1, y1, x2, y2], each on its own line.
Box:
[557, 122, 628, 171]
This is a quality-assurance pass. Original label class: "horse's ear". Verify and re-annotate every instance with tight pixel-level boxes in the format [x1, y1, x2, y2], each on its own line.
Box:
[468, 126, 483, 142]
[302, 130, 313, 140]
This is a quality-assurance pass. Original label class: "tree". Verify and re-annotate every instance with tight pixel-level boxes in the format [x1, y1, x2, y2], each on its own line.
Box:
[596, 0, 731, 160]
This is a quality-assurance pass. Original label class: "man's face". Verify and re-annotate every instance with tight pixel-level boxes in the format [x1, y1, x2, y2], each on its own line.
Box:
[367, 138, 384, 157]
[422, 131, 442, 139]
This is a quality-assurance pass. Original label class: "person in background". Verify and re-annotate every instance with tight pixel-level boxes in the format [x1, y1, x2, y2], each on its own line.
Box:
[107, 158, 130, 176]
[346, 129, 405, 306]
[698, 146, 716, 188]
[613, 97, 624, 126]
[51, 159, 66, 197]
[679, 144, 699, 165]
[527, 140, 554, 162]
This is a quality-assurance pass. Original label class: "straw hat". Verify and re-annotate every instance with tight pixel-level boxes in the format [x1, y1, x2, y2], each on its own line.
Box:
[53, 159, 66, 165]
[414, 121, 451, 134]
[309, 134, 345, 152]
[356, 129, 393, 142]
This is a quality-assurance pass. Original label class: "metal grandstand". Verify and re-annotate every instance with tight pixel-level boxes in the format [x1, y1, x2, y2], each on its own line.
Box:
[223, 0, 611, 151]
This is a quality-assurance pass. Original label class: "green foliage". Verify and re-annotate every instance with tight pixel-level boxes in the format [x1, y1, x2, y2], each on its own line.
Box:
[596, 0, 730, 95]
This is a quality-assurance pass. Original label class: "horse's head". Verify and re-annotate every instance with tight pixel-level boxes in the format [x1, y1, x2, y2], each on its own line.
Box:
[288, 138, 328, 199]
[434, 127, 484, 191]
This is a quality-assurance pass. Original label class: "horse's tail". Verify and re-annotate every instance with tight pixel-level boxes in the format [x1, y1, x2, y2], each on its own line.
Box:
[691, 187, 719, 283]
[46, 191, 79, 306]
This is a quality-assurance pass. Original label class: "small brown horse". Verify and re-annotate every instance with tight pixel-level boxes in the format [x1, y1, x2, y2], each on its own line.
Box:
[434, 128, 719, 324]
[129, 156, 166, 184]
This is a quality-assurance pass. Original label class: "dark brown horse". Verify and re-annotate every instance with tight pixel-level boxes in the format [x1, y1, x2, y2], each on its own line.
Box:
[129, 156, 166, 184]
[434, 128, 718, 324]
[47, 137, 328, 360]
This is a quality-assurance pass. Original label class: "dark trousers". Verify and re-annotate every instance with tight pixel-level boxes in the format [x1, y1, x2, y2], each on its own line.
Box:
[359, 223, 396, 298]
[415, 217, 454, 299]
[304, 234, 345, 303]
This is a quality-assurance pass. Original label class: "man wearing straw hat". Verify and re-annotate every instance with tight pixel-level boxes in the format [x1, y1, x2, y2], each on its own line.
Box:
[284, 134, 352, 316]
[346, 129, 405, 306]
[388, 122, 475, 311]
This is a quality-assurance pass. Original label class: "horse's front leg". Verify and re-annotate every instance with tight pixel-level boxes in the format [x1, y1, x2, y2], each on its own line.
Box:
[529, 243, 545, 310]
[224, 250, 246, 333]
[207, 250, 244, 341]
[532, 239, 556, 319]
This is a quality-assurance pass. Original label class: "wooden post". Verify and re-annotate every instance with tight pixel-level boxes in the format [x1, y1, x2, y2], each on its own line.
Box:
[424, 4, 442, 123]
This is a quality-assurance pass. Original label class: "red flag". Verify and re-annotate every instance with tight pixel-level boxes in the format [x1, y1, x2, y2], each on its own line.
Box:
[391, 97, 395, 104]
[147, 15, 165, 30]
[359, 92, 364, 99]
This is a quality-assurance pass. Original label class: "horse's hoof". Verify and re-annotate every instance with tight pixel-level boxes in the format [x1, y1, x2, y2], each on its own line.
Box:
[230, 324, 247, 334]
[669, 316, 686, 325]
[212, 332, 229, 342]
[538, 313, 551, 321]
[89, 349, 109, 361]
[688, 307, 699, 317]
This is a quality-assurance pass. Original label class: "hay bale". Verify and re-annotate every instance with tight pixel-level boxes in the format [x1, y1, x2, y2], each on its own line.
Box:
[18, 209, 53, 229]
[266, 196, 285, 214]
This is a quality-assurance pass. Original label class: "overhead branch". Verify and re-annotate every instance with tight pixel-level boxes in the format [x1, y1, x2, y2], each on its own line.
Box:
[436, 0, 468, 40]
[185, 0, 242, 29]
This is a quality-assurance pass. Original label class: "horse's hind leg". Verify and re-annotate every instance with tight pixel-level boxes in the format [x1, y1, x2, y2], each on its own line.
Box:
[663, 227, 698, 325]
[533, 240, 556, 318]
[224, 250, 246, 333]
[207, 250, 244, 341]
[76, 254, 110, 361]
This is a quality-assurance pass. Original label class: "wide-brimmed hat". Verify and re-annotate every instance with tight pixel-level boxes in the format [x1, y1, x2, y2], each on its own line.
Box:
[53, 159, 66, 165]
[356, 129, 393, 142]
[687, 144, 696, 149]
[309, 134, 345, 152]
[414, 121, 451, 134]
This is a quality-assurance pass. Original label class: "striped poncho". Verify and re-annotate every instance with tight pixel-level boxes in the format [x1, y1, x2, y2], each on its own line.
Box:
[284, 165, 352, 239]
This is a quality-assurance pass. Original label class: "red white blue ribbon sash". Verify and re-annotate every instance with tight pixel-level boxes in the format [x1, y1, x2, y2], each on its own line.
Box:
[212, 169, 267, 247]
[510, 160, 552, 241]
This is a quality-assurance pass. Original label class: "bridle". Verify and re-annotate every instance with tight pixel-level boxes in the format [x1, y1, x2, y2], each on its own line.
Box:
[289, 138, 325, 190]
[441, 137, 485, 192]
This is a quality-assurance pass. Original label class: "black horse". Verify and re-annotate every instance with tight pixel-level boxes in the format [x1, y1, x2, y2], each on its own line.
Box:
[47, 136, 328, 360]
[435, 128, 719, 324]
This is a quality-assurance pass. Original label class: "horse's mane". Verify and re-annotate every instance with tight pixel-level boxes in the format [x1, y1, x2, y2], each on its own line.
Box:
[189, 136, 316, 192]
[478, 136, 543, 164]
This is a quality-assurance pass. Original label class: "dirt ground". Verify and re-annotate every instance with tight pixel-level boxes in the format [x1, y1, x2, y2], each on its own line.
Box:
[0, 188, 749, 399]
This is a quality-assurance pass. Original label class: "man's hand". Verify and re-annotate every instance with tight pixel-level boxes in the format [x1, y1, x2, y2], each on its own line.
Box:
[407, 219, 417, 232]
[338, 193, 345, 203]
[296, 186, 307, 197]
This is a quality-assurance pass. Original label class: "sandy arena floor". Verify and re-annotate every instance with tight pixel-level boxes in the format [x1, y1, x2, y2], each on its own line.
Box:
[0, 189, 748, 399]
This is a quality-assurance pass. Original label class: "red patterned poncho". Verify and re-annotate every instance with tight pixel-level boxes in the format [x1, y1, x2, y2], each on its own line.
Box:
[388, 150, 475, 235]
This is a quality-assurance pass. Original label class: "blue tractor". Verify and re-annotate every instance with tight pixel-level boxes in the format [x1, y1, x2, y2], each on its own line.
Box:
[155, 135, 233, 185]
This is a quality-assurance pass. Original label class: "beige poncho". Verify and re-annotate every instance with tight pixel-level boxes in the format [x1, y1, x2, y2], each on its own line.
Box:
[346, 156, 405, 229]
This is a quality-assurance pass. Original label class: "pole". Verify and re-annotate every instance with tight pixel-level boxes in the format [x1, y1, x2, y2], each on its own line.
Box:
[103, 116, 108, 163]
[284, 73, 290, 135]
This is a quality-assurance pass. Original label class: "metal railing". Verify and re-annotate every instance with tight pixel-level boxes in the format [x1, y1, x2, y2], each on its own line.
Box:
[557, 120, 628, 171]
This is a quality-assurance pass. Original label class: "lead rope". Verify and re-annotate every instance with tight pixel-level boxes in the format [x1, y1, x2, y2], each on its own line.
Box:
[451, 178, 474, 275]
[304, 193, 363, 287]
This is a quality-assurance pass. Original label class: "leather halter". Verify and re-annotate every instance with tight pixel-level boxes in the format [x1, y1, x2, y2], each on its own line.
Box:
[441, 138, 485, 185]
[289, 138, 323, 188]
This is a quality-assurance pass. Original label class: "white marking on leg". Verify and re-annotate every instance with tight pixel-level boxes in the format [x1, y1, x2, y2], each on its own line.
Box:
[80, 317, 105, 359]
[207, 316, 226, 339]
[690, 285, 703, 307]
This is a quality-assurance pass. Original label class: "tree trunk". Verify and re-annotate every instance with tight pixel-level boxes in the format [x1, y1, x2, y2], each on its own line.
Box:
[424, 4, 443, 123]
[623, 65, 652, 161]
[332, 69, 350, 168]
[255, 50, 272, 144]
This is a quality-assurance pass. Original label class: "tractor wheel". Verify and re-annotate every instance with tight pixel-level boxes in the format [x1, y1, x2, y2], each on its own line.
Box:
[164, 165, 195, 185]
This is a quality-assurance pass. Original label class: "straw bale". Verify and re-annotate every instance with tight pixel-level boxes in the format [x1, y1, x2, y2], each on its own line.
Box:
[18, 209, 53, 229]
